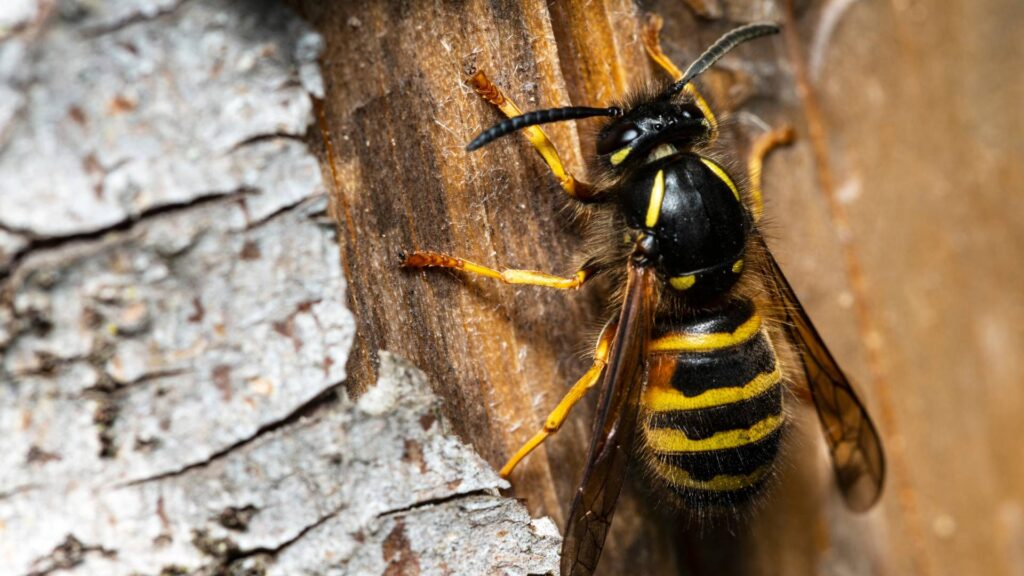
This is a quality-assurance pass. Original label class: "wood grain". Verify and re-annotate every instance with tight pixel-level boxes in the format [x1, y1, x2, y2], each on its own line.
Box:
[304, 0, 1024, 574]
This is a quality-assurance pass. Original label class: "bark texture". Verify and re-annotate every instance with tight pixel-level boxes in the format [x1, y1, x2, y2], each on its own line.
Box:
[0, 1, 558, 575]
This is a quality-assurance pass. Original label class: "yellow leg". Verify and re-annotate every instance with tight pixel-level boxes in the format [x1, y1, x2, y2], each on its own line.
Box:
[641, 14, 719, 137]
[500, 326, 615, 478]
[467, 70, 593, 200]
[402, 250, 591, 290]
[747, 126, 796, 222]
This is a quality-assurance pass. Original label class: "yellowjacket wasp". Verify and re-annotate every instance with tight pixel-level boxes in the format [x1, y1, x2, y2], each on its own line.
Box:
[403, 18, 884, 575]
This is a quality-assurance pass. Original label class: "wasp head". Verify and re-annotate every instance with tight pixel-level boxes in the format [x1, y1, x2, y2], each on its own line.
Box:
[596, 101, 711, 169]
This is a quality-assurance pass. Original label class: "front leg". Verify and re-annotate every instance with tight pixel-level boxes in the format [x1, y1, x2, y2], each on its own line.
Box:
[467, 70, 595, 201]
[641, 14, 720, 139]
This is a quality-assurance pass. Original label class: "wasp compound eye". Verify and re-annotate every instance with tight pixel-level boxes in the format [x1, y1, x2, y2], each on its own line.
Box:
[597, 121, 641, 156]
[679, 104, 701, 120]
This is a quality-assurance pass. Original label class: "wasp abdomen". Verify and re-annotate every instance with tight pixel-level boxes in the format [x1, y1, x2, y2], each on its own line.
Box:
[641, 299, 784, 506]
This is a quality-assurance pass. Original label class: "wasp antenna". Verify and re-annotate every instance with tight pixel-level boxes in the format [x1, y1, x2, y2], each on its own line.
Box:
[466, 106, 622, 152]
[662, 22, 780, 100]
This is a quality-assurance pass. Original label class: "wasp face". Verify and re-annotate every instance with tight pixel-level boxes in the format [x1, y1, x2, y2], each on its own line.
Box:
[596, 102, 710, 168]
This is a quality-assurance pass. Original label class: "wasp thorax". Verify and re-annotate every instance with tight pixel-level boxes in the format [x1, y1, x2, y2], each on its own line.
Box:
[617, 154, 749, 298]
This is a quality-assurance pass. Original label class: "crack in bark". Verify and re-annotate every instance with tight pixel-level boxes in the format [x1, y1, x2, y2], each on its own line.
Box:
[225, 502, 349, 566]
[376, 488, 494, 520]
[0, 482, 39, 501]
[227, 132, 310, 155]
[185, 502, 351, 575]
[80, 0, 188, 37]
[245, 193, 329, 231]
[86, 367, 193, 393]
[118, 380, 345, 488]
[0, 189, 256, 283]
[27, 534, 117, 576]
[207, 491, 501, 573]
[0, 222, 29, 237]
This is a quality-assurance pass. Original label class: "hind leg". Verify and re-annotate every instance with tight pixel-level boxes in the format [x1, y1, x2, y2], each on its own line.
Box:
[499, 323, 615, 478]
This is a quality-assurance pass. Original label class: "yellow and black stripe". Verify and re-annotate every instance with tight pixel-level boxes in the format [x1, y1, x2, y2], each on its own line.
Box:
[641, 298, 784, 506]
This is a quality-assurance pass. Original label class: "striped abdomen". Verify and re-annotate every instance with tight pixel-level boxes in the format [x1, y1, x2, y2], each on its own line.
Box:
[641, 298, 784, 507]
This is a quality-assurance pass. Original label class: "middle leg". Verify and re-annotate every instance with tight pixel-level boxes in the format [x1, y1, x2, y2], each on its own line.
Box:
[747, 126, 796, 222]
[403, 250, 593, 291]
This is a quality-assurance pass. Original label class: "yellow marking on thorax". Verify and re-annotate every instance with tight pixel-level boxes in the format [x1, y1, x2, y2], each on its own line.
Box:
[651, 460, 768, 492]
[646, 169, 666, 227]
[643, 363, 782, 411]
[644, 414, 783, 453]
[610, 147, 631, 166]
[669, 275, 695, 291]
[649, 313, 761, 353]
[700, 157, 739, 201]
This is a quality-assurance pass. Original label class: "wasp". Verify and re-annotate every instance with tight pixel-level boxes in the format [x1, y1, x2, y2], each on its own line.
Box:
[402, 17, 884, 576]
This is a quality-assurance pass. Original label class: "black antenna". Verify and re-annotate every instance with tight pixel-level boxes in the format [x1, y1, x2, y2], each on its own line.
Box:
[661, 22, 780, 100]
[466, 106, 622, 151]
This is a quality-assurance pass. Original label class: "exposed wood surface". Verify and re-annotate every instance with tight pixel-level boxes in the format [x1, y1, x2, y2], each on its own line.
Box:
[302, 1, 635, 547]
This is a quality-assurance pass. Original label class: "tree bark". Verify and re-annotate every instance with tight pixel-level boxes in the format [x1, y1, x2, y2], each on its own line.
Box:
[0, 1, 557, 575]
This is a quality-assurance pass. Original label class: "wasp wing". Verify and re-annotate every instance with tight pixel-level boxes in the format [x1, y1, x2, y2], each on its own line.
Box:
[755, 235, 885, 511]
[561, 262, 657, 576]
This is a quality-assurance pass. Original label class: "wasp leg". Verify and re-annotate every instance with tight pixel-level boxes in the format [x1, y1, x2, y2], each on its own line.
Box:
[467, 70, 594, 201]
[403, 250, 592, 290]
[500, 326, 615, 478]
[641, 14, 719, 137]
[747, 126, 796, 222]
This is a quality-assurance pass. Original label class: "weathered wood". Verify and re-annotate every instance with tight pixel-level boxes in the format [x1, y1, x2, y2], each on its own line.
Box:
[302, 0, 630, 541]
[782, 1, 1024, 575]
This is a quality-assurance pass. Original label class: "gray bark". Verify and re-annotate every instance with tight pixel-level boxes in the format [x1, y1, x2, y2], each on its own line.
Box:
[0, 1, 559, 574]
